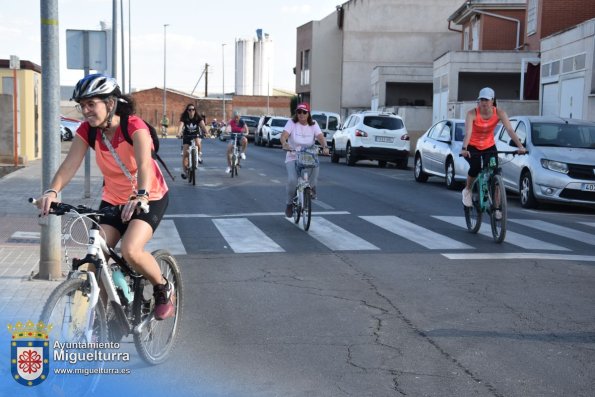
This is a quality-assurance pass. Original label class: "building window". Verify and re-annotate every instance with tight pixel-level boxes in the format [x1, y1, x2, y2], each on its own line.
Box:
[300, 50, 310, 86]
[527, 0, 538, 36]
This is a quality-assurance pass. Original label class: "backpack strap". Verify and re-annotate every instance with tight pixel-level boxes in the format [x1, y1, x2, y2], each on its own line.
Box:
[88, 126, 97, 150]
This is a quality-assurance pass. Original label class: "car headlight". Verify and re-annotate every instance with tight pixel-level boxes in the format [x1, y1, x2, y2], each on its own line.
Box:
[540, 159, 569, 174]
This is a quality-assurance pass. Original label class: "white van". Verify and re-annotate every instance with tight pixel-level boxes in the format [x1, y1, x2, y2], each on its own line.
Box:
[311, 111, 341, 146]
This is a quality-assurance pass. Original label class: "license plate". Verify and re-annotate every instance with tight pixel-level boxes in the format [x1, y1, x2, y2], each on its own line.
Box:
[582, 183, 595, 192]
[375, 136, 394, 143]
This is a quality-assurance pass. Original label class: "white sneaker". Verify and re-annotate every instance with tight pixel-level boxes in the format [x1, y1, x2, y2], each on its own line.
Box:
[462, 188, 472, 207]
[198, 154, 203, 164]
[494, 210, 503, 220]
[225, 167, 231, 174]
[240, 153, 246, 160]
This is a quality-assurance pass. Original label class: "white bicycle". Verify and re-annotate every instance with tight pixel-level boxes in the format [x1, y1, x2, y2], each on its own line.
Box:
[287, 146, 319, 231]
[30, 199, 183, 365]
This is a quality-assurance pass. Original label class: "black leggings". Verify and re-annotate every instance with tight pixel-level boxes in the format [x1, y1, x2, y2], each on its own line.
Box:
[464, 145, 498, 178]
[99, 192, 169, 236]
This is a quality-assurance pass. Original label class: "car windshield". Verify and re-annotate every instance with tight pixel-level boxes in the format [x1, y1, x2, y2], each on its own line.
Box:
[531, 122, 595, 149]
[363, 116, 403, 130]
[241, 118, 257, 127]
[312, 115, 327, 129]
[271, 119, 287, 127]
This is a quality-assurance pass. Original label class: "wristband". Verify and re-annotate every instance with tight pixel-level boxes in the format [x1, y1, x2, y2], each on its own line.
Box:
[43, 189, 58, 197]
[135, 189, 149, 198]
[462, 147, 467, 150]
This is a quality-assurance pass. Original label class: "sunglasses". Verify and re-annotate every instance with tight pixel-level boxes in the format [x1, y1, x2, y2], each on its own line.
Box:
[75, 99, 104, 113]
[296, 109, 308, 115]
[187, 108, 196, 111]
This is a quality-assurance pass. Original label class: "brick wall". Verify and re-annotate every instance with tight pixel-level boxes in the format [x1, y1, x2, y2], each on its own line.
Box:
[481, 10, 526, 50]
[525, 0, 595, 51]
[130, 89, 292, 127]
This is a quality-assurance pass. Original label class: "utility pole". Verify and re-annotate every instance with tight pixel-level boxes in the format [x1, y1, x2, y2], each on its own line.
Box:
[112, 0, 118, 79]
[39, 0, 61, 280]
[120, 0, 125, 92]
[204, 63, 209, 97]
[163, 24, 169, 122]
[222, 43, 226, 122]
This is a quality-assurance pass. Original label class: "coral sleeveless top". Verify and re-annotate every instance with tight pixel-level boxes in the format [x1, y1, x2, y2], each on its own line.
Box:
[469, 106, 498, 150]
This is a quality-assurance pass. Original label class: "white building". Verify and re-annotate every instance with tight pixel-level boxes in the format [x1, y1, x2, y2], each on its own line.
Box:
[234, 31, 274, 96]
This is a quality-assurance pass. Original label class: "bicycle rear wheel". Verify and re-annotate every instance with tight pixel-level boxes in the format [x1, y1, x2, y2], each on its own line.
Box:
[302, 187, 312, 231]
[490, 174, 507, 243]
[464, 182, 482, 233]
[293, 195, 301, 224]
[133, 250, 183, 365]
[230, 155, 237, 178]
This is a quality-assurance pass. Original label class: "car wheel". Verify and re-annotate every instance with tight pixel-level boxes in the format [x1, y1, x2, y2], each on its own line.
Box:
[346, 143, 356, 166]
[445, 158, 457, 190]
[330, 143, 340, 163]
[414, 154, 428, 182]
[378, 160, 387, 168]
[520, 171, 538, 209]
[267, 134, 273, 147]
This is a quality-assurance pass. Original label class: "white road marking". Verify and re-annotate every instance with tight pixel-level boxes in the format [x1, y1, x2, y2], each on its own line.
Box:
[580, 222, 595, 228]
[443, 253, 595, 262]
[287, 217, 379, 251]
[510, 219, 595, 245]
[147, 220, 187, 255]
[10, 231, 41, 240]
[361, 215, 472, 250]
[212, 218, 284, 253]
[165, 211, 350, 218]
[434, 216, 569, 251]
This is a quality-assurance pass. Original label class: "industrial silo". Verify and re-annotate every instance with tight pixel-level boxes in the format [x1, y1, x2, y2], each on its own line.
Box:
[253, 32, 274, 96]
[235, 38, 254, 95]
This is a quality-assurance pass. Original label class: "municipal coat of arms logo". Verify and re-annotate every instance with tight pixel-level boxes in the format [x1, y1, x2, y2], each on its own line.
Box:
[8, 320, 52, 387]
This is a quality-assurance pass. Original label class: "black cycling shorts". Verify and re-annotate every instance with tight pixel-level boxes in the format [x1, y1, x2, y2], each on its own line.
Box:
[99, 192, 169, 236]
[464, 145, 498, 178]
[183, 135, 201, 145]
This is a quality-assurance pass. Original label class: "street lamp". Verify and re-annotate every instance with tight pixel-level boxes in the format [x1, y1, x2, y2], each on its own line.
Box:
[163, 24, 169, 123]
[222, 43, 226, 122]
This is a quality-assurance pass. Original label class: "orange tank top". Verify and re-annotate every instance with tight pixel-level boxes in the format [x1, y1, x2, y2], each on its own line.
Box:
[469, 106, 498, 150]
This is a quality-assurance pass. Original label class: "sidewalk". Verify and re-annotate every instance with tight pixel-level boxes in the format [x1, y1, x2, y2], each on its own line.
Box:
[0, 143, 104, 325]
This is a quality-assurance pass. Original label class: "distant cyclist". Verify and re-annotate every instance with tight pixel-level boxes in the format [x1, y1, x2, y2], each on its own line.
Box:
[177, 104, 207, 179]
[225, 110, 249, 174]
[460, 87, 526, 214]
[160, 114, 169, 138]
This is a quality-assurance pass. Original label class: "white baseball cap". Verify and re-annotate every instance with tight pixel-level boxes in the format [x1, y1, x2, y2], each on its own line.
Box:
[478, 87, 495, 100]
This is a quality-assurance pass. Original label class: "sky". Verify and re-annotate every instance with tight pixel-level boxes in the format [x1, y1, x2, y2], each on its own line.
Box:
[0, 0, 339, 95]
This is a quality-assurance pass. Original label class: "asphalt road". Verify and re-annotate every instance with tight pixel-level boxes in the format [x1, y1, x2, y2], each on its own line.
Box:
[53, 137, 595, 397]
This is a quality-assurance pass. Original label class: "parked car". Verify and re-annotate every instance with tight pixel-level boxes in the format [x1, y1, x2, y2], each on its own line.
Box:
[331, 111, 409, 168]
[414, 119, 468, 189]
[311, 111, 341, 146]
[241, 115, 260, 142]
[255, 115, 272, 146]
[261, 117, 290, 147]
[494, 116, 595, 208]
[60, 115, 81, 141]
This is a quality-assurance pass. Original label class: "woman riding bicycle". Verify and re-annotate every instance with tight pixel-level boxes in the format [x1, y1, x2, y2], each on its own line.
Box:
[280, 102, 329, 217]
[225, 110, 249, 173]
[177, 104, 207, 179]
[461, 87, 526, 215]
[34, 73, 174, 320]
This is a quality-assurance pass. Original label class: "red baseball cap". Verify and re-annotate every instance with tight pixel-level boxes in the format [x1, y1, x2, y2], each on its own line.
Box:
[296, 102, 310, 112]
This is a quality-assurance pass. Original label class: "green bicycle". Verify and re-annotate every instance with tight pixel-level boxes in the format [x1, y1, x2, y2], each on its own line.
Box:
[463, 150, 526, 243]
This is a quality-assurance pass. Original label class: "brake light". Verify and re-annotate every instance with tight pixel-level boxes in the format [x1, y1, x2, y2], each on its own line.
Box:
[355, 129, 368, 137]
[401, 134, 410, 141]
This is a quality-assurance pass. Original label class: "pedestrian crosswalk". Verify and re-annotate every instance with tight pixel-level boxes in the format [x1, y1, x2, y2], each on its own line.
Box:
[157, 212, 595, 261]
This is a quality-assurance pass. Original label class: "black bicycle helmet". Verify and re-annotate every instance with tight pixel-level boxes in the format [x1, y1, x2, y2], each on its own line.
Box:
[71, 73, 121, 102]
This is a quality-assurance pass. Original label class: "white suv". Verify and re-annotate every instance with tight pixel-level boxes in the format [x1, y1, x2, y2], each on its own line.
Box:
[331, 111, 410, 168]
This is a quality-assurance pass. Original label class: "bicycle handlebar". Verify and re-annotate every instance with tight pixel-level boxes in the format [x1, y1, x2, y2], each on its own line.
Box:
[459, 149, 528, 158]
[28, 198, 148, 216]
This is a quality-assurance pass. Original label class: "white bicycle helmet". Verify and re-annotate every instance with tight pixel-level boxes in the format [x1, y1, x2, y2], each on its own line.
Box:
[71, 73, 121, 102]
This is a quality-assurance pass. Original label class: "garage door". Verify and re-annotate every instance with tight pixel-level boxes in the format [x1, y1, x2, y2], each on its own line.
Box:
[560, 77, 584, 119]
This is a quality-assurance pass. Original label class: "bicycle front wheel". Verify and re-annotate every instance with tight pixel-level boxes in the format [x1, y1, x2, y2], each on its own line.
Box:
[302, 187, 312, 231]
[40, 277, 108, 343]
[189, 150, 196, 185]
[133, 250, 183, 365]
[464, 182, 482, 233]
[490, 174, 507, 243]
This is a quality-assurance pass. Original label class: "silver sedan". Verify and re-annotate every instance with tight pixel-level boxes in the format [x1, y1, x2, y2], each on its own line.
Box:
[495, 116, 595, 208]
[414, 119, 468, 189]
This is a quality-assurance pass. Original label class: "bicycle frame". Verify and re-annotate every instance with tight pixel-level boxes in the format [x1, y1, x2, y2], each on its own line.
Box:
[472, 156, 498, 213]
